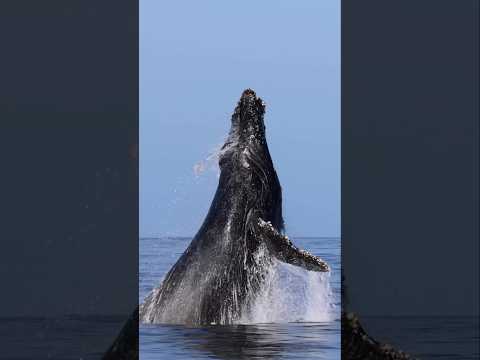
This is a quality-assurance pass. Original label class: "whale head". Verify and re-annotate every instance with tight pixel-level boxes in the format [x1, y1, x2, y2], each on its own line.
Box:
[220, 88, 269, 163]
[231, 88, 266, 144]
[218, 88, 284, 232]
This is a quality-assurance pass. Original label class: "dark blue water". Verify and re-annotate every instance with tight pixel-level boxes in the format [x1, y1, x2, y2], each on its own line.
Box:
[140, 237, 341, 360]
[362, 316, 479, 360]
[0, 314, 125, 359]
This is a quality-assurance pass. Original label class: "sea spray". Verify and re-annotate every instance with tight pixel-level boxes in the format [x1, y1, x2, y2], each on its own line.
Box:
[193, 122, 242, 179]
[158, 141, 225, 237]
[239, 248, 336, 324]
[193, 144, 222, 178]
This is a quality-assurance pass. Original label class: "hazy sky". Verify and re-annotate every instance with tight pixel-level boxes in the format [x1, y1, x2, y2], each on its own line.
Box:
[140, 1, 340, 237]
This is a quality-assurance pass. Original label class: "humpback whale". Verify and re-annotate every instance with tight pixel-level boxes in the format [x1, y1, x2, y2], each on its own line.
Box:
[140, 89, 329, 325]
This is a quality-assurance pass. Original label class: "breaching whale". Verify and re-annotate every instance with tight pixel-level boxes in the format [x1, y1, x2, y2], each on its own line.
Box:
[139, 89, 329, 325]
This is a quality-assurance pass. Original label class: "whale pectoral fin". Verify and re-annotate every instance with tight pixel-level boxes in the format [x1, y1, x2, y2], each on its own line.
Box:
[256, 218, 329, 272]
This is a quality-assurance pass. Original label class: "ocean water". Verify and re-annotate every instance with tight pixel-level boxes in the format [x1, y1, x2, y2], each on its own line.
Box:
[0, 314, 125, 359]
[140, 236, 341, 360]
[362, 316, 479, 360]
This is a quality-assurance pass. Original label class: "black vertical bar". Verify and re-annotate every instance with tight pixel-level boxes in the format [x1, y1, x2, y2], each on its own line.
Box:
[0, 1, 139, 358]
[342, 0, 479, 358]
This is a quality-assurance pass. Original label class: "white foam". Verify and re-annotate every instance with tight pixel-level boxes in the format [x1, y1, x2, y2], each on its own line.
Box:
[239, 259, 336, 324]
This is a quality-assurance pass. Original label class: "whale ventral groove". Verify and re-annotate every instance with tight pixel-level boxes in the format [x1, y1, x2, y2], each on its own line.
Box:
[139, 88, 330, 326]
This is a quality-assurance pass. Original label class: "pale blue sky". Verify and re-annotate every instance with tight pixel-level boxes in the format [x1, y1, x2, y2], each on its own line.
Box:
[140, 1, 340, 237]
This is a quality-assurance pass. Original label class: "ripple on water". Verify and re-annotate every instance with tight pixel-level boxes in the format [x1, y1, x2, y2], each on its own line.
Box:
[139, 237, 341, 360]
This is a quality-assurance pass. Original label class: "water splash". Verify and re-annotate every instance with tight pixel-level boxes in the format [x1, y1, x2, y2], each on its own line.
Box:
[193, 131, 240, 179]
[141, 241, 336, 326]
[193, 145, 221, 178]
[193, 142, 225, 178]
[156, 141, 227, 237]
[240, 258, 336, 324]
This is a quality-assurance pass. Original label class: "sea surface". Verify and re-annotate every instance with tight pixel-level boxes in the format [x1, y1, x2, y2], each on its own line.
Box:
[140, 236, 341, 360]
[0, 314, 125, 359]
[362, 315, 479, 360]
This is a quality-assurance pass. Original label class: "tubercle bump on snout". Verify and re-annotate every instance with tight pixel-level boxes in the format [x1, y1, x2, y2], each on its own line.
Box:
[239, 88, 266, 115]
[241, 88, 256, 99]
